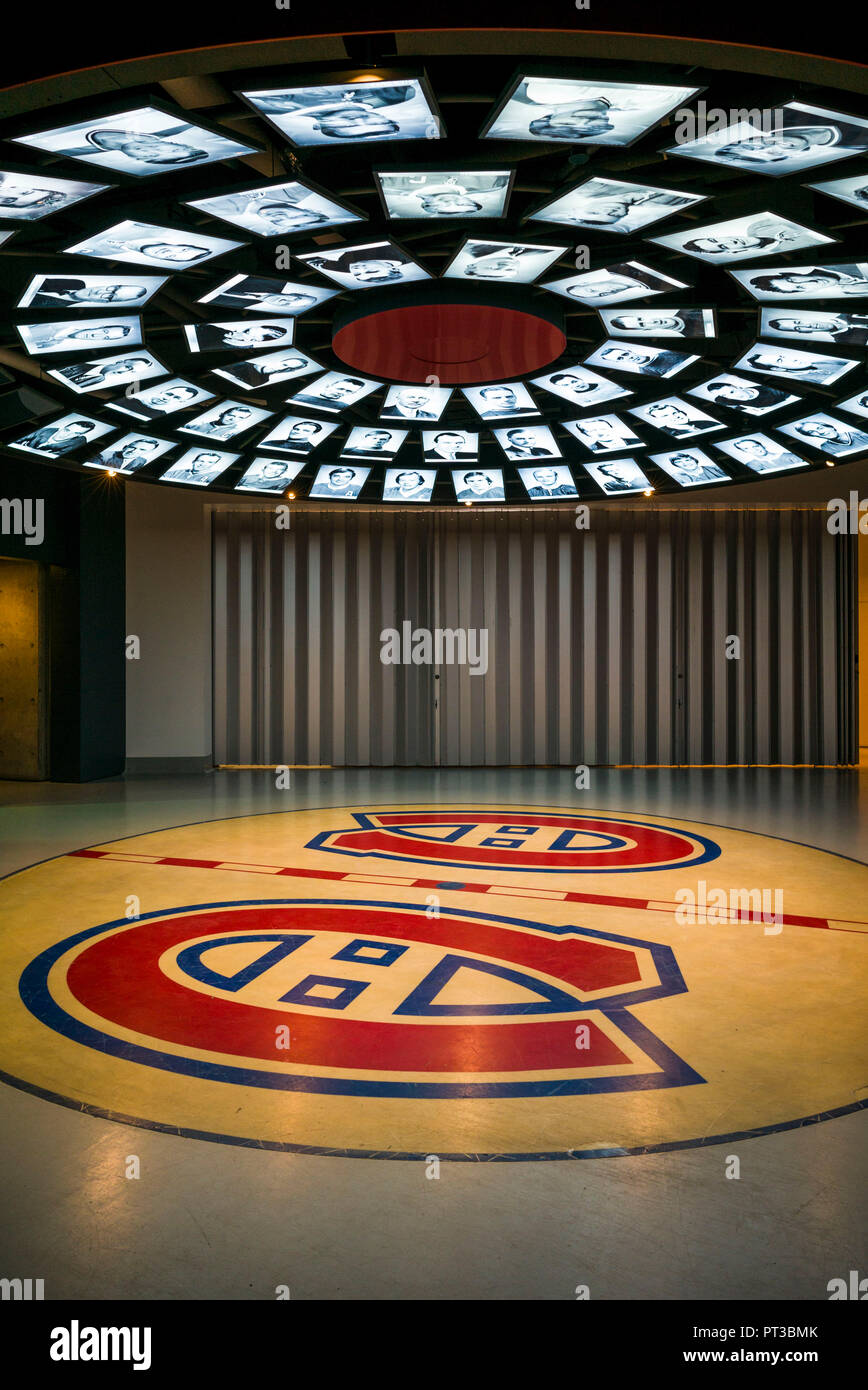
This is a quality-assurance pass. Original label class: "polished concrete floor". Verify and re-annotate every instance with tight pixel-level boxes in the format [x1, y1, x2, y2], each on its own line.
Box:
[0, 768, 866, 1301]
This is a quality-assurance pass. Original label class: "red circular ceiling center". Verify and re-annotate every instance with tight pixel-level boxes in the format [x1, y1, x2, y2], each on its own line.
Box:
[332, 303, 567, 385]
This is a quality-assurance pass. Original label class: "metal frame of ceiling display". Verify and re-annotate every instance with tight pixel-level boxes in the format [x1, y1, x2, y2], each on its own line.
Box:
[1, 49, 867, 506]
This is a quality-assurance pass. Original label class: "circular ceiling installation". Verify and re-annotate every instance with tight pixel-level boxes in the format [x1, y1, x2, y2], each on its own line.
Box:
[0, 51, 866, 504]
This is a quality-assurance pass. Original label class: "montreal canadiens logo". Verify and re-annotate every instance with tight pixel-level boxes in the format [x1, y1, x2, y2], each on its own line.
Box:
[19, 899, 701, 1099]
[307, 811, 720, 873]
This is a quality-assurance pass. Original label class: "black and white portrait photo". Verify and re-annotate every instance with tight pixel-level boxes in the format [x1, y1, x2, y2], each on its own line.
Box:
[729, 263, 868, 301]
[309, 465, 370, 500]
[240, 79, 442, 146]
[178, 401, 271, 442]
[599, 308, 715, 338]
[66, 220, 243, 269]
[686, 374, 800, 417]
[493, 424, 561, 461]
[182, 320, 295, 353]
[543, 261, 687, 307]
[759, 309, 868, 347]
[451, 468, 506, 502]
[12, 106, 257, 177]
[837, 391, 868, 422]
[9, 413, 113, 458]
[517, 464, 578, 499]
[16, 317, 142, 356]
[0, 169, 108, 220]
[776, 413, 868, 459]
[258, 414, 338, 455]
[808, 173, 868, 213]
[212, 350, 321, 392]
[584, 458, 652, 494]
[381, 385, 453, 421]
[376, 170, 512, 220]
[628, 397, 724, 439]
[562, 414, 644, 453]
[341, 427, 408, 460]
[291, 373, 381, 414]
[197, 274, 336, 315]
[665, 102, 868, 177]
[17, 274, 167, 310]
[531, 365, 631, 409]
[187, 180, 362, 238]
[160, 449, 238, 486]
[106, 378, 215, 422]
[296, 241, 429, 289]
[483, 76, 701, 147]
[584, 341, 700, 379]
[732, 344, 857, 387]
[235, 458, 305, 494]
[84, 433, 174, 473]
[650, 449, 729, 487]
[715, 434, 808, 474]
[461, 382, 538, 420]
[442, 238, 565, 283]
[46, 350, 166, 394]
[650, 212, 834, 264]
[382, 469, 437, 502]
[422, 430, 479, 463]
[528, 176, 704, 233]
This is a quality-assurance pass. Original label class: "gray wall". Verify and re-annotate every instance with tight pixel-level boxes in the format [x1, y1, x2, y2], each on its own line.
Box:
[213, 506, 857, 768]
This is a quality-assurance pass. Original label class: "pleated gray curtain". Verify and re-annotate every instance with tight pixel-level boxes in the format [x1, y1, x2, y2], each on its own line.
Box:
[212, 507, 856, 767]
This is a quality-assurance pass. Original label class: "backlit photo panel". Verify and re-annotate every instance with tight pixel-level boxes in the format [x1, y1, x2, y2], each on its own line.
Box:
[381, 384, 453, 421]
[664, 102, 868, 176]
[808, 173, 868, 212]
[258, 414, 339, 455]
[377, 170, 512, 219]
[65, 220, 244, 269]
[296, 241, 429, 289]
[562, 414, 644, 453]
[84, 433, 174, 473]
[451, 467, 506, 501]
[292, 372, 382, 414]
[240, 79, 442, 147]
[837, 390, 868, 422]
[309, 464, 370, 499]
[584, 458, 652, 494]
[235, 457, 305, 494]
[197, 274, 337, 315]
[628, 397, 724, 439]
[461, 382, 537, 420]
[527, 176, 704, 233]
[0, 169, 109, 220]
[178, 401, 271, 441]
[649, 212, 835, 264]
[9, 412, 113, 458]
[16, 317, 142, 356]
[600, 308, 715, 338]
[650, 448, 730, 486]
[493, 424, 561, 461]
[443, 238, 566, 284]
[584, 341, 700, 379]
[12, 106, 258, 176]
[732, 343, 858, 387]
[18, 274, 167, 310]
[422, 429, 479, 463]
[46, 350, 166, 393]
[517, 464, 578, 499]
[715, 434, 808, 473]
[186, 179, 363, 238]
[531, 365, 632, 409]
[160, 449, 238, 486]
[382, 468, 438, 502]
[341, 426, 408, 460]
[543, 262, 687, 307]
[106, 378, 215, 422]
[776, 413, 868, 458]
[759, 309, 868, 347]
[212, 349, 321, 392]
[686, 373, 800, 416]
[483, 76, 702, 147]
[183, 320, 295, 353]
[728, 263, 868, 301]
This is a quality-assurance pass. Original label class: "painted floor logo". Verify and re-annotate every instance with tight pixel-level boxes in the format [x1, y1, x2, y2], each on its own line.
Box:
[0, 804, 865, 1159]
